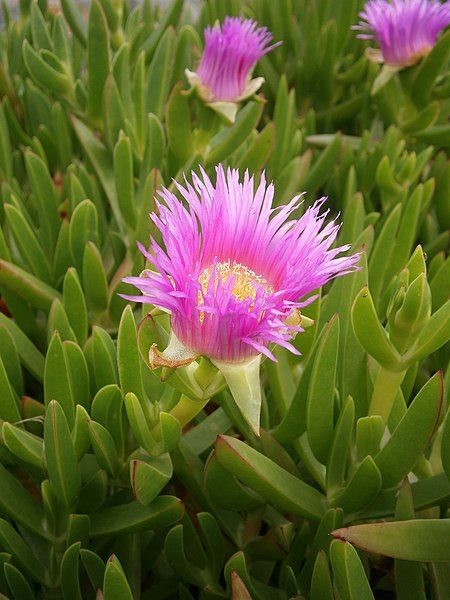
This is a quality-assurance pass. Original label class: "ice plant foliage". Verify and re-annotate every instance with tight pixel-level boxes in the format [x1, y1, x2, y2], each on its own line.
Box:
[186, 17, 277, 120]
[354, 0, 450, 67]
[124, 166, 359, 365]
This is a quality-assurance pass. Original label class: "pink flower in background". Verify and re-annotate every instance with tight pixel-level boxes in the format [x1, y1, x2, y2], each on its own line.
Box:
[354, 0, 450, 67]
[186, 17, 278, 120]
[123, 166, 359, 364]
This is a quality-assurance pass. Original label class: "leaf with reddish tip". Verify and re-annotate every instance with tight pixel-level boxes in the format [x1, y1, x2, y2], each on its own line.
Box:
[215, 435, 325, 520]
[332, 519, 450, 561]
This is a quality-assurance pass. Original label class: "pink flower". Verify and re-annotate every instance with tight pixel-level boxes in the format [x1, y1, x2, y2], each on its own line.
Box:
[186, 17, 278, 120]
[354, 0, 450, 67]
[123, 166, 359, 364]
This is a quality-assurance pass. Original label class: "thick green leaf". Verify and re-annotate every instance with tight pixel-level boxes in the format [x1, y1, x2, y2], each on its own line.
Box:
[375, 373, 443, 488]
[114, 136, 137, 229]
[352, 286, 402, 370]
[91, 326, 118, 388]
[204, 451, 264, 511]
[326, 397, 354, 494]
[332, 456, 382, 513]
[91, 384, 124, 454]
[146, 27, 175, 119]
[117, 305, 145, 399]
[71, 116, 125, 234]
[167, 81, 193, 164]
[82, 242, 109, 313]
[333, 519, 450, 561]
[0, 519, 49, 585]
[69, 199, 99, 273]
[89, 496, 184, 537]
[24, 150, 60, 256]
[330, 540, 374, 600]
[22, 40, 71, 96]
[103, 555, 133, 600]
[62, 269, 88, 347]
[412, 30, 450, 106]
[406, 300, 450, 362]
[131, 454, 173, 506]
[306, 314, 339, 464]
[394, 481, 426, 600]
[4, 203, 53, 284]
[44, 332, 75, 426]
[88, 419, 121, 477]
[44, 400, 81, 507]
[206, 101, 263, 166]
[80, 550, 105, 591]
[60, 0, 87, 45]
[61, 542, 82, 600]
[0, 325, 23, 395]
[4, 562, 35, 600]
[87, 0, 110, 123]
[0, 462, 46, 537]
[311, 552, 333, 600]
[2, 423, 43, 469]
[0, 259, 60, 312]
[0, 355, 21, 424]
[215, 435, 325, 520]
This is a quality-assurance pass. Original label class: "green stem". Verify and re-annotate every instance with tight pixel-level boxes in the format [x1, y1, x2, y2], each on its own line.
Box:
[369, 366, 407, 425]
[167, 393, 210, 429]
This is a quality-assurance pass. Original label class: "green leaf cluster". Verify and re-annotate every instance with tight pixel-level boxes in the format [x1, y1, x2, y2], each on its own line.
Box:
[0, 0, 447, 597]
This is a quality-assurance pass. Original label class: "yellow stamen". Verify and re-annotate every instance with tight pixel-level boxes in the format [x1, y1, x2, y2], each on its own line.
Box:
[198, 260, 274, 305]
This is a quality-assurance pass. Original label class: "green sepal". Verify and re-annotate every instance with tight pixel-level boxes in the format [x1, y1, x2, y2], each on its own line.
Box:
[212, 355, 262, 436]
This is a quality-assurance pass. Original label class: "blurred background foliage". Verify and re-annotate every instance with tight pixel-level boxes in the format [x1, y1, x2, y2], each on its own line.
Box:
[0, 0, 448, 598]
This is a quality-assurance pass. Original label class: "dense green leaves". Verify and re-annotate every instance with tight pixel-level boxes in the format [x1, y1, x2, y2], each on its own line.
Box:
[0, 0, 448, 597]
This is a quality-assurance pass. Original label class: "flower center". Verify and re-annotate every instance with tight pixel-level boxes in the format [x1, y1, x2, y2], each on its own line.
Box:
[198, 260, 274, 303]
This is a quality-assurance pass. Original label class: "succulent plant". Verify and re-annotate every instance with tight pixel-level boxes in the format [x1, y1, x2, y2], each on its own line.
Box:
[0, 0, 448, 598]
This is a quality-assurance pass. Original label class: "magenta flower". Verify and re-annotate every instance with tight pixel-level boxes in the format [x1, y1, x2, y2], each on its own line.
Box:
[123, 166, 359, 365]
[354, 0, 450, 67]
[186, 17, 277, 121]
